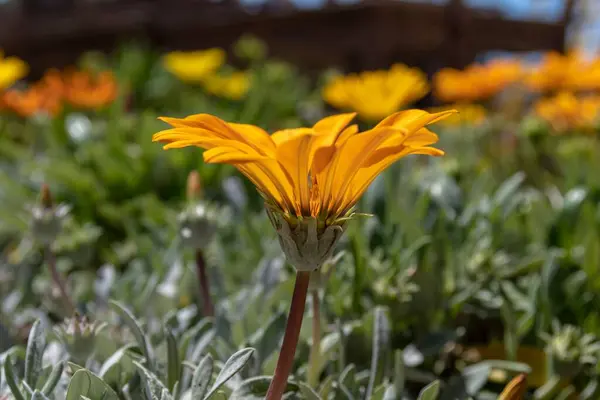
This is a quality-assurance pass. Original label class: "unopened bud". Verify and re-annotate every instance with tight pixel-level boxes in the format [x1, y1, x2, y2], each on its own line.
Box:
[31, 185, 71, 245]
[178, 202, 219, 249]
[54, 314, 106, 365]
[187, 170, 202, 202]
[40, 183, 53, 209]
[266, 208, 345, 272]
[234, 35, 267, 62]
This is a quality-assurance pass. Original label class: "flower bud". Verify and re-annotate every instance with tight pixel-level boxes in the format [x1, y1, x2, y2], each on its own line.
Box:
[30, 185, 71, 245]
[266, 208, 346, 272]
[187, 170, 202, 203]
[54, 314, 106, 365]
[178, 202, 218, 249]
[233, 35, 267, 62]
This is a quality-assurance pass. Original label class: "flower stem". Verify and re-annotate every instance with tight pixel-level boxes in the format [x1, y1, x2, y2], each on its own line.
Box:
[195, 249, 214, 317]
[308, 289, 322, 388]
[45, 246, 76, 316]
[266, 271, 311, 400]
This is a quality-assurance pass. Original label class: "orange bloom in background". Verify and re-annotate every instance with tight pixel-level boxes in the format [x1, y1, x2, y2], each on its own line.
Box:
[428, 103, 487, 127]
[63, 70, 118, 109]
[434, 59, 523, 103]
[3, 86, 62, 118]
[153, 110, 454, 223]
[534, 91, 600, 133]
[526, 50, 600, 93]
[322, 64, 429, 121]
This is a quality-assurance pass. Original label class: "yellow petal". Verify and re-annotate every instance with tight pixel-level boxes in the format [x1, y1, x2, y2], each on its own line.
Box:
[375, 109, 457, 132]
[320, 127, 397, 217]
[340, 146, 443, 216]
[227, 122, 276, 156]
[312, 113, 356, 136]
[203, 147, 269, 163]
[276, 131, 314, 214]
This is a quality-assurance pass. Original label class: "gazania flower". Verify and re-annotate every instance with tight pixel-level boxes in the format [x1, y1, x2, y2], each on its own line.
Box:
[428, 103, 487, 127]
[322, 64, 429, 121]
[153, 109, 454, 269]
[163, 49, 225, 84]
[3, 86, 62, 117]
[153, 108, 454, 400]
[534, 92, 600, 134]
[434, 59, 523, 103]
[63, 70, 118, 109]
[203, 71, 251, 100]
[0, 51, 28, 90]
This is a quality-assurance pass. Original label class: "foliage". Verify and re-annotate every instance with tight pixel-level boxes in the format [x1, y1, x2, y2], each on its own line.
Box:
[1, 38, 600, 399]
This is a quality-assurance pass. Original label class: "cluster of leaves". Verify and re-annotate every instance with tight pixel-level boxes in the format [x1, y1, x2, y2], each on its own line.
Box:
[1, 39, 600, 399]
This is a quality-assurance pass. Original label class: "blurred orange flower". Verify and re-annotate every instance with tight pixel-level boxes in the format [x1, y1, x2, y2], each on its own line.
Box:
[434, 59, 523, 103]
[3, 86, 62, 117]
[534, 91, 600, 133]
[63, 70, 118, 109]
[322, 64, 429, 121]
[527, 51, 600, 93]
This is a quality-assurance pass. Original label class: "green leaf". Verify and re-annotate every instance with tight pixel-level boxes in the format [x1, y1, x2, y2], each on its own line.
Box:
[297, 381, 322, 400]
[192, 354, 214, 399]
[66, 369, 119, 400]
[133, 361, 171, 400]
[366, 307, 390, 399]
[393, 349, 404, 396]
[41, 360, 65, 396]
[493, 172, 525, 210]
[462, 362, 491, 395]
[98, 345, 137, 386]
[204, 347, 255, 399]
[109, 300, 155, 370]
[249, 310, 286, 366]
[229, 376, 299, 400]
[165, 327, 180, 391]
[417, 380, 440, 400]
[318, 375, 335, 399]
[4, 355, 26, 400]
[31, 390, 50, 400]
[24, 320, 46, 388]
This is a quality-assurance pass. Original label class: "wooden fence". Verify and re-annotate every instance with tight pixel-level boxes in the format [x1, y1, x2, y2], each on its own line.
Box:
[0, 0, 576, 78]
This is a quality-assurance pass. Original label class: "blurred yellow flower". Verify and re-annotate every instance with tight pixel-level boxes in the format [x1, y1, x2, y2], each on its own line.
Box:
[534, 91, 600, 133]
[322, 64, 429, 121]
[0, 51, 28, 90]
[163, 49, 226, 83]
[428, 103, 487, 127]
[527, 51, 600, 93]
[434, 59, 523, 103]
[203, 71, 251, 100]
[153, 109, 454, 223]
[63, 70, 118, 109]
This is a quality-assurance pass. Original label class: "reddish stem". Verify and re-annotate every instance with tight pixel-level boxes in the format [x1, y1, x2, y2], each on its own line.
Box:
[195, 249, 214, 317]
[45, 247, 76, 315]
[266, 271, 311, 400]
